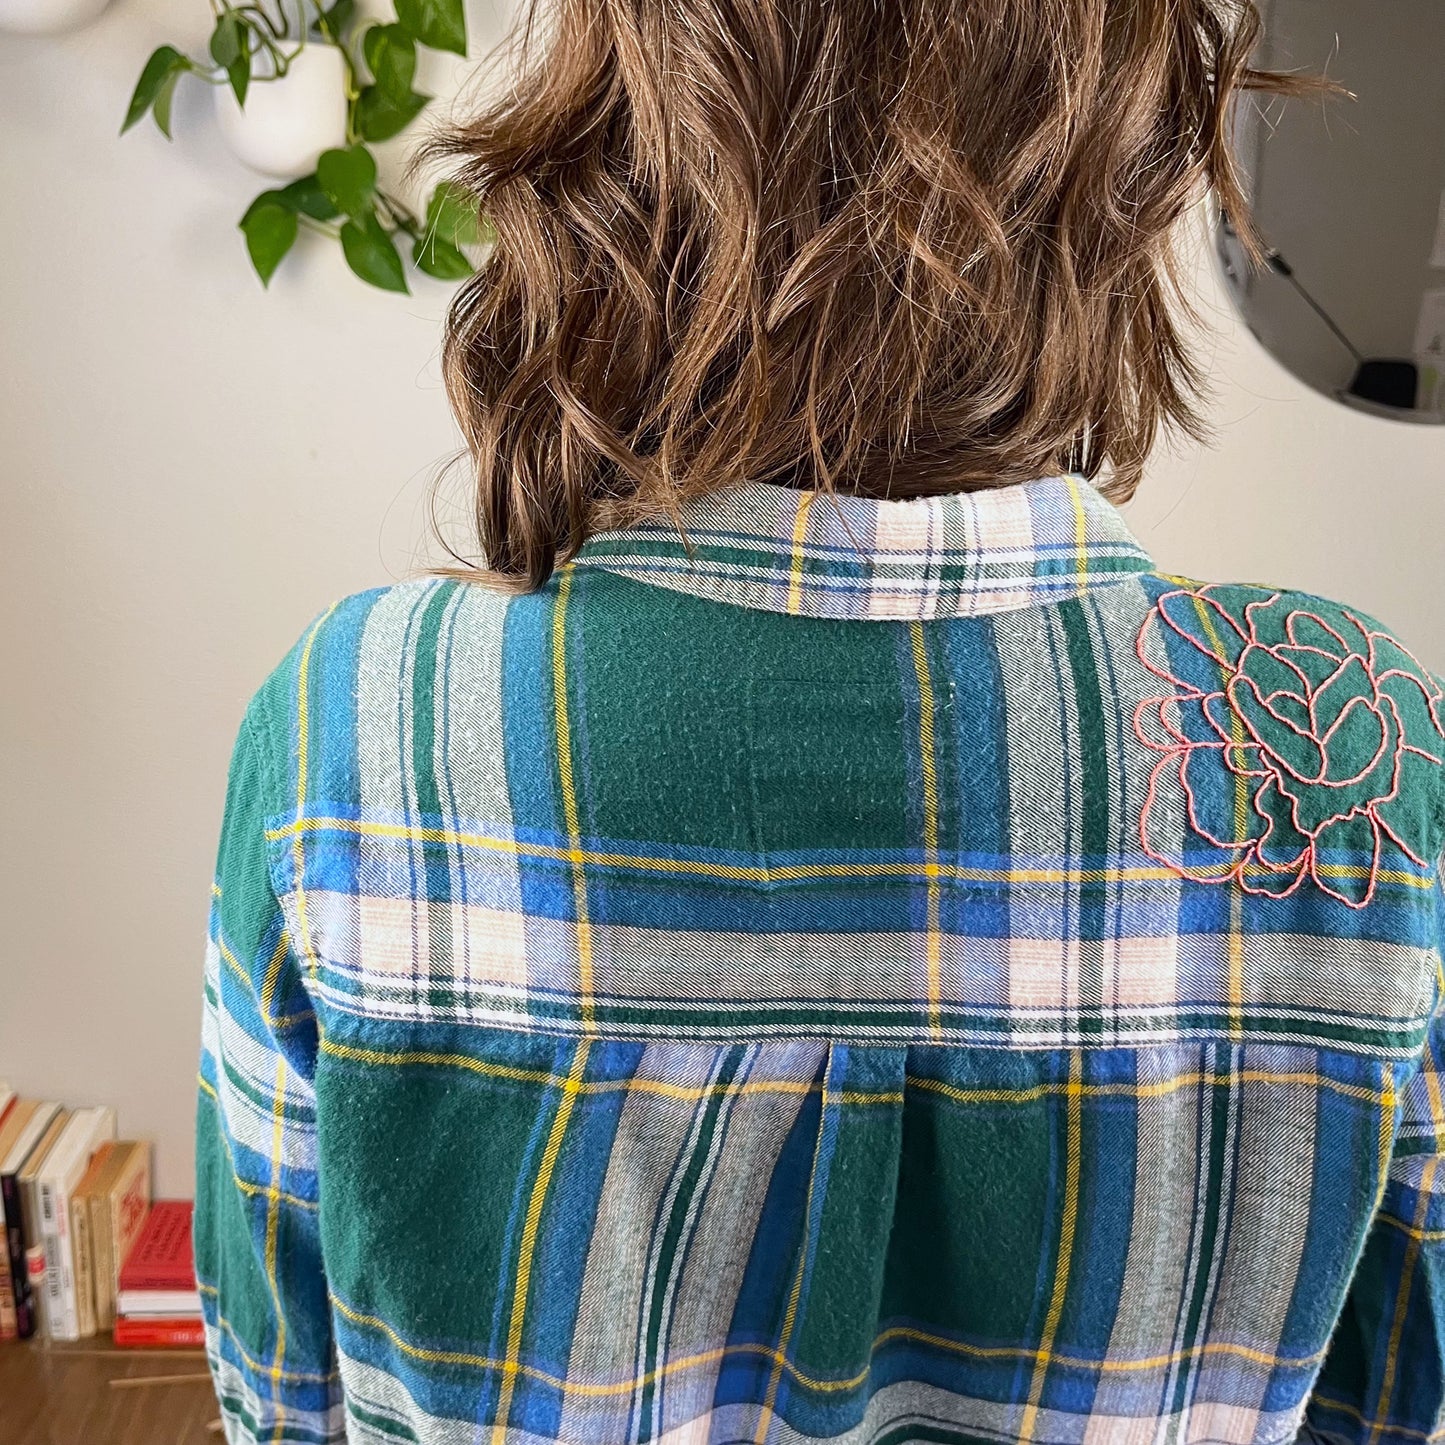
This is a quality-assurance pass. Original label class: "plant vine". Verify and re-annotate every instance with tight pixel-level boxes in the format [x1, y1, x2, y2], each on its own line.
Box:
[122, 0, 490, 291]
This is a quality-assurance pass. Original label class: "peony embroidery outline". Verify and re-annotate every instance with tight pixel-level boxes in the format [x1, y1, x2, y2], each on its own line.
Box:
[1134, 584, 1445, 909]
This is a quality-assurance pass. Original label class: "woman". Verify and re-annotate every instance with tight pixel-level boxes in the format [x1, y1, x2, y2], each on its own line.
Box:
[194, 3, 1445, 1443]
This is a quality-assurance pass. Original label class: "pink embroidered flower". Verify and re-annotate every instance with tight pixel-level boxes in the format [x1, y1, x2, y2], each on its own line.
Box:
[1134, 586, 1445, 908]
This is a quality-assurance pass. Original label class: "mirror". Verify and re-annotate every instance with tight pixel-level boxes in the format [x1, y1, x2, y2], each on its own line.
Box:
[1213, 0, 1445, 422]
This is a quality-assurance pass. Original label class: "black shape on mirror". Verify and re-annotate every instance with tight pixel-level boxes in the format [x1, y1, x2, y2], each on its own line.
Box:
[1347, 360, 1421, 413]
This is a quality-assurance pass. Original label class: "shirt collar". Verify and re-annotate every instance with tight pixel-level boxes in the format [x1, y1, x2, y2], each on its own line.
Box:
[568, 473, 1156, 621]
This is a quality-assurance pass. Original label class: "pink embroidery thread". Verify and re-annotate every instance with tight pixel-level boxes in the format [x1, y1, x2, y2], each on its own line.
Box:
[1134, 585, 1445, 909]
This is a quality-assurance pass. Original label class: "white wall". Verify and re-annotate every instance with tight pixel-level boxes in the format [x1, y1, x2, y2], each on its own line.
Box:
[1, 1, 1443, 1196]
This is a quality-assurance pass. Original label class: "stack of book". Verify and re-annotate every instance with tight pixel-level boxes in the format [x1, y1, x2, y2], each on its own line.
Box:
[114, 1201, 202, 1347]
[0, 1085, 158, 1346]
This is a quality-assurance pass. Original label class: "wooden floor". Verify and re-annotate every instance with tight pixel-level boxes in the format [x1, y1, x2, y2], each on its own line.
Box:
[0, 1337, 219, 1445]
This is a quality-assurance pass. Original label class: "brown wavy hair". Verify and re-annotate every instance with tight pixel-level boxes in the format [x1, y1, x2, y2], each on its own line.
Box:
[427, 0, 1338, 591]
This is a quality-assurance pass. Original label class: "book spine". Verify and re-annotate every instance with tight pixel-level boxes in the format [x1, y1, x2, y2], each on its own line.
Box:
[113, 1316, 206, 1349]
[38, 1177, 78, 1341]
[111, 1155, 153, 1311]
[0, 1174, 33, 1338]
[117, 1289, 203, 1317]
[92, 1192, 115, 1332]
[71, 1190, 96, 1338]
[0, 1175, 12, 1341]
[0, 1241, 14, 1340]
[24, 1248, 46, 1339]
[0, 1168, 9, 1343]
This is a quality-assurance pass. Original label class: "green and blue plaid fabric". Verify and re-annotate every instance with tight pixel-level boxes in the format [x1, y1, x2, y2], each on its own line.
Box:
[196, 475, 1445, 1445]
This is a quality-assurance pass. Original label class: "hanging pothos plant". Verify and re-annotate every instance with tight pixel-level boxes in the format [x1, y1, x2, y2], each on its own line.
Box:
[121, 0, 492, 293]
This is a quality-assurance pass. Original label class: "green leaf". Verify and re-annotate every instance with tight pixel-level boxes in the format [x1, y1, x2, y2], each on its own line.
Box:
[228, 53, 251, 106]
[209, 11, 242, 66]
[355, 22, 426, 141]
[354, 84, 429, 143]
[239, 199, 298, 286]
[210, 13, 251, 106]
[362, 23, 416, 97]
[241, 190, 284, 219]
[340, 212, 408, 292]
[152, 70, 186, 139]
[316, 144, 377, 220]
[314, 0, 353, 40]
[121, 45, 187, 135]
[425, 180, 484, 248]
[277, 174, 339, 222]
[412, 233, 473, 281]
[394, 0, 465, 56]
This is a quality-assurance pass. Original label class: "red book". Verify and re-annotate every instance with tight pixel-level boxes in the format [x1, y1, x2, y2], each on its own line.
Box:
[113, 1315, 205, 1348]
[117, 1200, 200, 1316]
[118, 1200, 193, 1290]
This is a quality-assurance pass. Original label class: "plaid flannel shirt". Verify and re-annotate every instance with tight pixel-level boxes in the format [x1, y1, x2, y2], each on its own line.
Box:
[196, 475, 1445, 1445]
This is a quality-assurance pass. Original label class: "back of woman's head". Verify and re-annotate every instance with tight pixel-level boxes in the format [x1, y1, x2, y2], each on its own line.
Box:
[429, 0, 1331, 590]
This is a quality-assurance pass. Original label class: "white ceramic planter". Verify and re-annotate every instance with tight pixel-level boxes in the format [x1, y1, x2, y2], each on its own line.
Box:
[0, 0, 112, 36]
[214, 42, 349, 180]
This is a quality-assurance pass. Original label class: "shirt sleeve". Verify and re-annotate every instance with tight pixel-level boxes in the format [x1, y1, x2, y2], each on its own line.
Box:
[1303, 940, 1445, 1444]
[194, 704, 344, 1445]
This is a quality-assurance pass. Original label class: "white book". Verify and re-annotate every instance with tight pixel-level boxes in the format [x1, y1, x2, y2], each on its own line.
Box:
[37, 1106, 116, 1341]
[116, 1289, 202, 1317]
